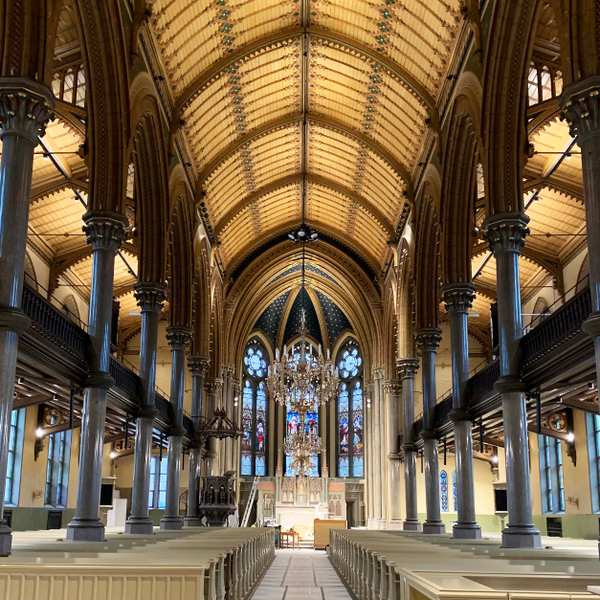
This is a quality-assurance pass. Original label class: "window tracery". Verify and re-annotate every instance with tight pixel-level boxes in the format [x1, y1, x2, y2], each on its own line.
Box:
[240, 339, 268, 476]
[336, 339, 364, 478]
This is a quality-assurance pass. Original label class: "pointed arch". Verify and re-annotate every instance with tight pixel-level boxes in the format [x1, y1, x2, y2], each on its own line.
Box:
[73, 0, 130, 213]
[482, 1, 542, 215]
[414, 169, 441, 331]
[192, 234, 212, 359]
[130, 71, 170, 284]
[441, 72, 483, 284]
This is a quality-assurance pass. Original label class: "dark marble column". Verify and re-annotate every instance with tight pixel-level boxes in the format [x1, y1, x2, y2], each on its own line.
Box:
[125, 283, 166, 534]
[562, 78, 600, 390]
[416, 329, 445, 535]
[67, 211, 128, 542]
[0, 79, 54, 555]
[483, 213, 541, 548]
[185, 356, 209, 526]
[160, 327, 191, 530]
[442, 283, 481, 539]
[396, 358, 420, 531]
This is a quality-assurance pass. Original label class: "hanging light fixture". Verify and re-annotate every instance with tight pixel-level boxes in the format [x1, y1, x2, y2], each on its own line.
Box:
[266, 201, 339, 411]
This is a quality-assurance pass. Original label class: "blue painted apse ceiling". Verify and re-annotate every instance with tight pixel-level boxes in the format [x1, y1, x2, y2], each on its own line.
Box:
[253, 286, 352, 350]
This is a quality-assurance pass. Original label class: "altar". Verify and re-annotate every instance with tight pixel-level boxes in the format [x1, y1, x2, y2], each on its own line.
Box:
[255, 476, 347, 541]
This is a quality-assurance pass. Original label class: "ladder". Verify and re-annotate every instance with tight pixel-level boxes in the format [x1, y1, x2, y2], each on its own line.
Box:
[241, 477, 259, 528]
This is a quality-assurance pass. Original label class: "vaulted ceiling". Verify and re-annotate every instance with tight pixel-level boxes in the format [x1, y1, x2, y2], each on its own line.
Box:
[151, 0, 462, 273]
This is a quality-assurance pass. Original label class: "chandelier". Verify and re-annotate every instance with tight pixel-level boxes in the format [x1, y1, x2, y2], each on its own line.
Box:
[284, 428, 321, 468]
[266, 132, 339, 474]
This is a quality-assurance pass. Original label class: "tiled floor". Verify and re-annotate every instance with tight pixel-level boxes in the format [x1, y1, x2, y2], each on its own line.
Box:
[252, 549, 352, 599]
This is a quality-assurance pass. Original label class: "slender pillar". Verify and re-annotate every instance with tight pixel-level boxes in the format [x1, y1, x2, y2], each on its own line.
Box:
[371, 373, 383, 523]
[416, 329, 445, 534]
[206, 378, 222, 475]
[397, 359, 420, 531]
[160, 326, 191, 530]
[223, 367, 233, 473]
[185, 356, 209, 526]
[0, 80, 53, 555]
[125, 283, 166, 534]
[67, 211, 128, 541]
[563, 78, 600, 390]
[442, 283, 481, 539]
[385, 380, 402, 522]
[483, 213, 541, 548]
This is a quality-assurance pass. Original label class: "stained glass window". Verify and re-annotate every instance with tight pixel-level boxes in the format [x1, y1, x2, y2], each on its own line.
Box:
[285, 340, 320, 477]
[336, 339, 364, 477]
[240, 339, 269, 476]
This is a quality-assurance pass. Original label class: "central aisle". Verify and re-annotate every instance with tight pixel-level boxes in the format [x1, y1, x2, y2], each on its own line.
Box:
[252, 548, 351, 600]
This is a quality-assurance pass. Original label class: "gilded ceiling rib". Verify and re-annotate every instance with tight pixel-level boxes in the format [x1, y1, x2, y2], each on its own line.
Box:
[214, 173, 394, 238]
[171, 28, 438, 131]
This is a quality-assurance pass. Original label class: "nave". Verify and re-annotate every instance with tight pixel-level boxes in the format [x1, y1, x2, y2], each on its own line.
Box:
[4, 0, 600, 599]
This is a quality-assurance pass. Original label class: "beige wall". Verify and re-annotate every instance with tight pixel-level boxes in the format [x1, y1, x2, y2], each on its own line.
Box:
[123, 322, 193, 414]
[16, 407, 118, 510]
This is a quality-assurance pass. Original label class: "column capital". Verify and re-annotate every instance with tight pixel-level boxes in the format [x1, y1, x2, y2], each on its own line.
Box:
[561, 76, 600, 142]
[82, 211, 128, 252]
[482, 212, 529, 255]
[0, 78, 54, 143]
[442, 282, 475, 313]
[188, 355, 210, 377]
[166, 326, 192, 350]
[415, 328, 442, 353]
[396, 358, 419, 379]
[207, 378, 223, 395]
[134, 282, 166, 313]
[384, 379, 402, 396]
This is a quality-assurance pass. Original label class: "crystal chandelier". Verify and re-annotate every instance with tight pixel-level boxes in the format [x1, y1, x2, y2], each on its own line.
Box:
[266, 136, 339, 472]
[284, 428, 322, 476]
[266, 250, 340, 410]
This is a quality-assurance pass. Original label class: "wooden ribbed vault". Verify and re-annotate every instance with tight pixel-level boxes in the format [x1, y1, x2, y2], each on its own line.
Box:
[151, 0, 462, 270]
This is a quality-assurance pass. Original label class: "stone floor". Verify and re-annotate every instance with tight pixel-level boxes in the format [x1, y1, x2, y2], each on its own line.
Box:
[251, 549, 351, 600]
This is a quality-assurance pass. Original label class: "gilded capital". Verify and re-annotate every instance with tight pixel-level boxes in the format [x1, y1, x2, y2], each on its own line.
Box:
[482, 212, 529, 255]
[0, 78, 54, 143]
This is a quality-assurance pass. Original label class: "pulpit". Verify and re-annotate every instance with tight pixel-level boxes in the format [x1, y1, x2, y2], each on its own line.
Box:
[198, 472, 237, 526]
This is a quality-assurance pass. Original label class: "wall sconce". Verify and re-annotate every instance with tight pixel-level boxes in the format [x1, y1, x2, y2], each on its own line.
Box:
[34, 427, 46, 462]
[109, 450, 119, 460]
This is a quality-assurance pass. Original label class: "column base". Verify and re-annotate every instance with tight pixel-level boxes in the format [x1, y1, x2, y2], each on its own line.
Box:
[184, 516, 204, 527]
[402, 520, 421, 532]
[452, 523, 482, 539]
[124, 517, 154, 535]
[422, 521, 446, 534]
[0, 523, 12, 556]
[501, 525, 541, 548]
[66, 518, 106, 542]
[160, 516, 184, 530]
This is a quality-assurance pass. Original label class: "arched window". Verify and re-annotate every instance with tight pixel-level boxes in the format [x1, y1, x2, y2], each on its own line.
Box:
[240, 338, 269, 476]
[336, 339, 364, 478]
[285, 339, 320, 477]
